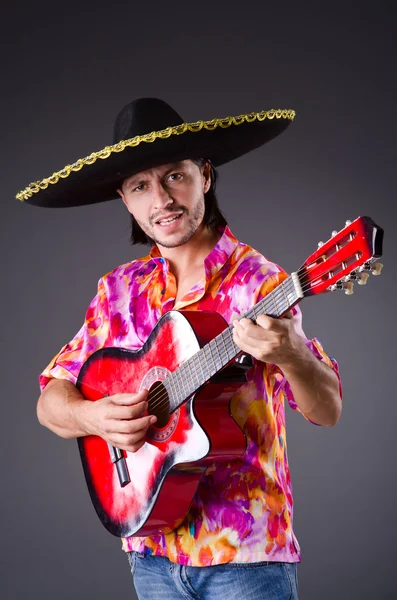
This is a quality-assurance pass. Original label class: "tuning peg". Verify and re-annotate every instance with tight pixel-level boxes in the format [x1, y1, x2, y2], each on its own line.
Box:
[358, 262, 371, 272]
[371, 263, 383, 276]
[343, 282, 354, 295]
[331, 230, 338, 237]
[345, 220, 352, 226]
[327, 282, 343, 292]
[357, 272, 370, 285]
[318, 241, 324, 248]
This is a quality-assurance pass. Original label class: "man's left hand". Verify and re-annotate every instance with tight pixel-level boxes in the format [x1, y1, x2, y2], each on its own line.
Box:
[232, 312, 303, 368]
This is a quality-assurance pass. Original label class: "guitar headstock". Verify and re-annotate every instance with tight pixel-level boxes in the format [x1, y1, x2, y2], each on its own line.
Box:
[299, 216, 384, 296]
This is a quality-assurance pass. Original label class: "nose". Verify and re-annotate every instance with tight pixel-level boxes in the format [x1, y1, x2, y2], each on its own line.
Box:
[152, 180, 173, 210]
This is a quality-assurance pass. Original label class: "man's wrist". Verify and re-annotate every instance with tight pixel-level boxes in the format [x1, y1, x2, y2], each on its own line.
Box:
[276, 336, 314, 374]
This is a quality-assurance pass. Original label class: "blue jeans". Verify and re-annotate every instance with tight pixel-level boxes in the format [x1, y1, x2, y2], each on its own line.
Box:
[127, 551, 299, 600]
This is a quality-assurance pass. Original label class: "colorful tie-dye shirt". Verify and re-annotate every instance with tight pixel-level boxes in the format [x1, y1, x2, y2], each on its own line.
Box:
[40, 226, 340, 566]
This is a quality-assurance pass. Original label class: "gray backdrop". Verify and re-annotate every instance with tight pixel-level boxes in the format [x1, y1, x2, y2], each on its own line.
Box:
[1, 1, 396, 599]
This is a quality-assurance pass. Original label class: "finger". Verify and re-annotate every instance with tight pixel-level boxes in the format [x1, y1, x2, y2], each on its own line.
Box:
[233, 317, 257, 329]
[233, 331, 272, 360]
[108, 434, 147, 454]
[108, 390, 149, 405]
[128, 414, 157, 429]
[233, 331, 259, 356]
[111, 415, 156, 435]
[235, 316, 278, 334]
[233, 323, 277, 353]
[127, 402, 158, 421]
[255, 314, 285, 330]
[233, 318, 257, 336]
[233, 326, 254, 353]
[110, 402, 148, 420]
[235, 319, 279, 343]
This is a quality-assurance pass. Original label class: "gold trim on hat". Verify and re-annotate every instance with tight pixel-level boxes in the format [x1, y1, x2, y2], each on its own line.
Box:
[16, 109, 295, 202]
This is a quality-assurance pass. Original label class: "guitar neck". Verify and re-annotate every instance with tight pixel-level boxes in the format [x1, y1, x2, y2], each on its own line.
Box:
[165, 273, 304, 411]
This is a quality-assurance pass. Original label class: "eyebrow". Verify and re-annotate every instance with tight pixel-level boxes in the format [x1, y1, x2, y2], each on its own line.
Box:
[125, 177, 148, 189]
[163, 162, 185, 174]
[125, 162, 186, 189]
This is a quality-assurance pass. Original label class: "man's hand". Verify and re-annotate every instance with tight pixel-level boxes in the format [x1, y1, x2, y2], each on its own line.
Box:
[37, 379, 157, 451]
[232, 311, 302, 368]
[79, 390, 157, 453]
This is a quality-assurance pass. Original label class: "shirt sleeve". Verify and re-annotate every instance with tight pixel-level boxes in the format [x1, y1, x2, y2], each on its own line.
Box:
[255, 265, 342, 425]
[39, 277, 111, 391]
[283, 304, 342, 424]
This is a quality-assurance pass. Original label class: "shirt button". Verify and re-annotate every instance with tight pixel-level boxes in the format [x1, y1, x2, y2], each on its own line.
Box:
[161, 288, 166, 294]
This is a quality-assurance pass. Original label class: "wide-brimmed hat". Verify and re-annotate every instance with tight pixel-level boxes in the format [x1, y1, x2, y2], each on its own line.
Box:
[16, 97, 295, 208]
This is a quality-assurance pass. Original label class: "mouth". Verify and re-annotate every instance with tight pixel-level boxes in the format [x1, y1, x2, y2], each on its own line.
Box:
[155, 212, 184, 227]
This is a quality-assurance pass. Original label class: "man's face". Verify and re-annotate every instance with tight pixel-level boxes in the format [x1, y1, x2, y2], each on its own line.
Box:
[118, 160, 211, 249]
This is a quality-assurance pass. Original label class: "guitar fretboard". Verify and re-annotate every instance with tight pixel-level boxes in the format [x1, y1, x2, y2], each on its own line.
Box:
[163, 274, 302, 410]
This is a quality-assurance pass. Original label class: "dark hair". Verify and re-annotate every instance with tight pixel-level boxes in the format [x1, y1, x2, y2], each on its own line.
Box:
[128, 158, 227, 245]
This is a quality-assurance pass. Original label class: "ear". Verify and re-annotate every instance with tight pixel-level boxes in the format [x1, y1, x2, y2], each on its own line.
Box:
[202, 161, 211, 194]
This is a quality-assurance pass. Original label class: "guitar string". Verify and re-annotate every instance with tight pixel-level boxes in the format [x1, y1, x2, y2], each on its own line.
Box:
[144, 276, 296, 408]
[139, 254, 365, 414]
[146, 273, 324, 413]
[146, 277, 297, 412]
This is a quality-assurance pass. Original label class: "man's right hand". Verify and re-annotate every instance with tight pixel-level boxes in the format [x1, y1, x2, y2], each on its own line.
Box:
[80, 390, 157, 453]
[37, 379, 157, 452]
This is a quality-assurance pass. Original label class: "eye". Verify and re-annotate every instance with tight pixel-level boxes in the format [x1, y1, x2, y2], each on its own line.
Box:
[167, 172, 183, 183]
[133, 183, 146, 192]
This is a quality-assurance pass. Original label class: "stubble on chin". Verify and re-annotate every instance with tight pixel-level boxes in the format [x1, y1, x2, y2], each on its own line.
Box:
[144, 220, 197, 249]
[153, 229, 196, 249]
[136, 200, 205, 249]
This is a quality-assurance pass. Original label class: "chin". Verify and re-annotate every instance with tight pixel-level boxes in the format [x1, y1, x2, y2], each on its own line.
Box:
[155, 230, 196, 249]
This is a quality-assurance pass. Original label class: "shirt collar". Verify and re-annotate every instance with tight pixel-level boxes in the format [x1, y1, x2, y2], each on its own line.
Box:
[149, 245, 163, 261]
[149, 226, 238, 281]
[203, 226, 239, 280]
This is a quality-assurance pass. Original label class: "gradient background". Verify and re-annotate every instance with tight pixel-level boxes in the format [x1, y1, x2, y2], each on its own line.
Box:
[1, 1, 396, 599]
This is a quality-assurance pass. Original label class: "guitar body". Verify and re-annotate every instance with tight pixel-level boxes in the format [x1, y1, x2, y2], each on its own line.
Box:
[77, 310, 248, 538]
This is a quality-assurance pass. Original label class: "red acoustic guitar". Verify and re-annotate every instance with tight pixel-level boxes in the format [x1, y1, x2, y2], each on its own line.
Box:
[76, 216, 383, 538]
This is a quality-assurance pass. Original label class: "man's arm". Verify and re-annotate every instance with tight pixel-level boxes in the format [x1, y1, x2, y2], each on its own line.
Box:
[272, 336, 341, 426]
[232, 312, 342, 426]
[37, 379, 157, 451]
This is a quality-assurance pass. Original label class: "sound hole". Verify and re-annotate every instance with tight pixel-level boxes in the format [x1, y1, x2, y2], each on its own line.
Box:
[148, 381, 170, 429]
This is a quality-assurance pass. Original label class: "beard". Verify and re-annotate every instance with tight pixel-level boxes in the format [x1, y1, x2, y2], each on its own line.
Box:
[135, 196, 206, 249]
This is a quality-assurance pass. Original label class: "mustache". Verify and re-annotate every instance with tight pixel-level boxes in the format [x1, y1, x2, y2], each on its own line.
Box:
[150, 206, 186, 224]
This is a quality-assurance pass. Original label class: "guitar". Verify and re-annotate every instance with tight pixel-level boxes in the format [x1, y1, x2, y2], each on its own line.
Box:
[76, 216, 383, 538]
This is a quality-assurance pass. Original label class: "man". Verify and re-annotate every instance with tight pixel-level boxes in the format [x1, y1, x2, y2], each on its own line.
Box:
[19, 98, 342, 599]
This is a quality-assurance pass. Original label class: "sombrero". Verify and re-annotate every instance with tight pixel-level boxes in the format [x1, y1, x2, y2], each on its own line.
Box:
[16, 97, 295, 208]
